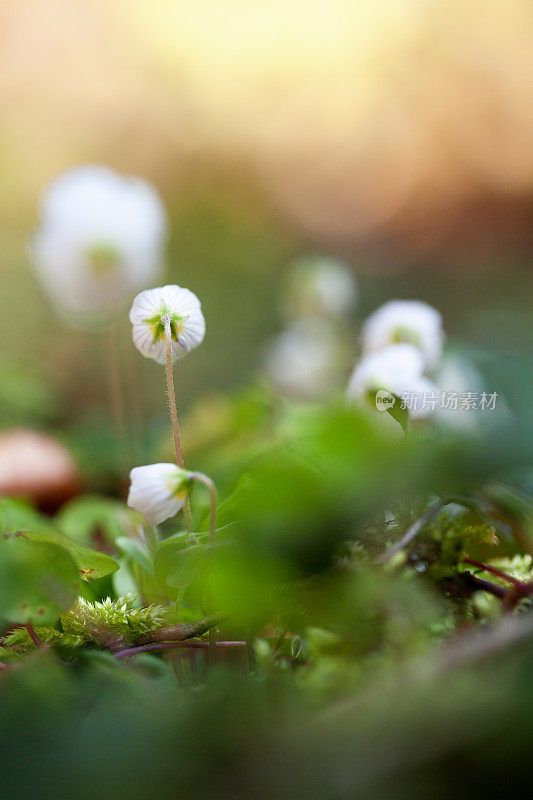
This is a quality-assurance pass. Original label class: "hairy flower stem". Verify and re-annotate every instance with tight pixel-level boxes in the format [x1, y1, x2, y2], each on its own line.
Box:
[163, 316, 192, 532]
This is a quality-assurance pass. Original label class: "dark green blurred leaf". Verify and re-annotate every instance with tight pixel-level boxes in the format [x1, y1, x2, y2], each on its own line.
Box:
[0, 536, 79, 624]
[20, 529, 119, 582]
[56, 495, 140, 546]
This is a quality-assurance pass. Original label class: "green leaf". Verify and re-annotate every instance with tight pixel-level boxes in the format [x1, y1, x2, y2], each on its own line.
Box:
[154, 539, 210, 593]
[0, 497, 47, 535]
[0, 536, 80, 625]
[115, 537, 154, 576]
[56, 495, 141, 546]
[0, 498, 118, 582]
[386, 394, 409, 433]
[215, 473, 251, 530]
[18, 529, 119, 582]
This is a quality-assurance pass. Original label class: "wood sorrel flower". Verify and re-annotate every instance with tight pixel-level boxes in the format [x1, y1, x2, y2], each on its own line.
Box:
[129, 285, 206, 365]
[30, 165, 167, 320]
[127, 463, 194, 526]
[347, 344, 437, 420]
[362, 300, 444, 370]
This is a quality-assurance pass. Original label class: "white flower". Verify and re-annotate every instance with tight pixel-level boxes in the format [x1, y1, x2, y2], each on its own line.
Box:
[347, 344, 438, 420]
[362, 300, 444, 370]
[265, 319, 341, 400]
[283, 255, 358, 320]
[127, 463, 193, 526]
[130, 285, 206, 365]
[434, 352, 485, 431]
[30, 165, 167, 319]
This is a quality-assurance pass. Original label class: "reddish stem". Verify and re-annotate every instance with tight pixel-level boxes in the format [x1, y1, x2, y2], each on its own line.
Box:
[25, 623, 43, 648]
[463, 558, 524, 588]
[113, 640, 246, 659]
[463, 572, 507, 599]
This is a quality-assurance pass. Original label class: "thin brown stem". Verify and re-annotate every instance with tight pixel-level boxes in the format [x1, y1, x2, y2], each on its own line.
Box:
[25, 623, 43, 648]
[163, 315, 192, 532]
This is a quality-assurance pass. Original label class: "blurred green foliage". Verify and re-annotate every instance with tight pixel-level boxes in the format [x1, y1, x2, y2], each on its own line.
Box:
[1, 217, 533, 796]
[0, 355, 532, 796]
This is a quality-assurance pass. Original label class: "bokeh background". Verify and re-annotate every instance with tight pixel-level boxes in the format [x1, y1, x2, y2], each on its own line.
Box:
[1, 0, 532, 482]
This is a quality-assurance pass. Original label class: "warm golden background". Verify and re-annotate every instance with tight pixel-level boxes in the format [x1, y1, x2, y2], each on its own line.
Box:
[1, 0, 531, 439]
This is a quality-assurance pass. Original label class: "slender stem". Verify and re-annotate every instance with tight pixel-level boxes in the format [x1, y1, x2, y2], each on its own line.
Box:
[114, 640, 246, 659]
[163, 315, 192, 532]
[463, 557, 523, 588]
[190, 472, 217, 545]
[273, 628, 288, 655]
[25, 623, 43, 648]
[377, 499, 446, 564]
[163, 317, 184, 468]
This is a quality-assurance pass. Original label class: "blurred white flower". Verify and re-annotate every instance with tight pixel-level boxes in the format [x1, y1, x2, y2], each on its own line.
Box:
[265, 319, 342, 400]
[127, 463, 193, 526]
[283, 255, 358, 320]
[347, 344, 437, 420]
[30, 165, 167, 319]
[130, 285, 206, 365]
[434, 351, 486, 430]
[362, 300, 444, 370]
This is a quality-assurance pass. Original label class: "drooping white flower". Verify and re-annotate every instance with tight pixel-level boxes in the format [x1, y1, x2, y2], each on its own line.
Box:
[346, 344, 438, 420]
[30, 165, 167, 320]
[362, 300, 444, 370]
[129, 285, 206, 365]
[283, 255, 358, 320]
[265, 319, 342, 400]
[127, 463, 193, 526]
